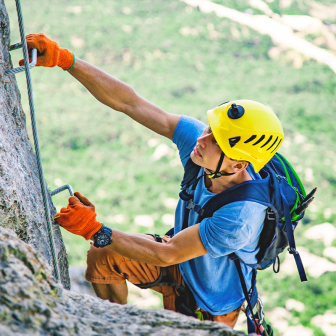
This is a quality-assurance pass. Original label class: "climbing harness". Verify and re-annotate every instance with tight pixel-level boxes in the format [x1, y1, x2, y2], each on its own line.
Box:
[6, 0, 74, 284]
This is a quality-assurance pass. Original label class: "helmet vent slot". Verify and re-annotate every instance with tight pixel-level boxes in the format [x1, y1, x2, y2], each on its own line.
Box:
[271, 138, 282, 153]
[253, 135, 265, 146]
[267, 136, 279, 151]
[261, 135, 272, 148]
[229, 136, 241, 148]
[244, 135, 257, 143]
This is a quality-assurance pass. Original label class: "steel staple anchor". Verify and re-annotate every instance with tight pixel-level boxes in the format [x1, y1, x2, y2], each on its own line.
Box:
[5, 44, 37, 76]
[50, 185, 74, 197]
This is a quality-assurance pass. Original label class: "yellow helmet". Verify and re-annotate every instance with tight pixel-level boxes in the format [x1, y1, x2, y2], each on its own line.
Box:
[207, 100, 284, 173]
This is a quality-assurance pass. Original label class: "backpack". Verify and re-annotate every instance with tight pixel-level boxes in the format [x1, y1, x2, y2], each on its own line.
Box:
[178, 152, 316, 335]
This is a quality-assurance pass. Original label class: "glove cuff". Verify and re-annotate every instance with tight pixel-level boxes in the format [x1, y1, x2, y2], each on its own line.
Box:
[58, 48, 75, 70]
[82, 220, 103, 240]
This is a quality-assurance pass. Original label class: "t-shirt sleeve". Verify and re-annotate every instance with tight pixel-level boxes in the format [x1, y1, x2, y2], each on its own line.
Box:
[199, 201, 266, 258]
[172, 115, 207, 168]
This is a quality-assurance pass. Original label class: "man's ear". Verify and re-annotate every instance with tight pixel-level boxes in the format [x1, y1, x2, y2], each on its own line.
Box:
[232, 161, 249, 172]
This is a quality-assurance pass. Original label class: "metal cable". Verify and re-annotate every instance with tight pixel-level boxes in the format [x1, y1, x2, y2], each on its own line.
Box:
[15, 0, 61, 282]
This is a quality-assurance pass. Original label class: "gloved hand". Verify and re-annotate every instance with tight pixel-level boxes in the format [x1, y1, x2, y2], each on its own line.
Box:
[19, 33, 74, 70]
[54, 192, 102, 240]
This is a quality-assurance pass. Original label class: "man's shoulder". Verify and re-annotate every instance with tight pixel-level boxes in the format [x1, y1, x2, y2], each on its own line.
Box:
[213, 200, 267, 229]
[172, 115, 207, 144]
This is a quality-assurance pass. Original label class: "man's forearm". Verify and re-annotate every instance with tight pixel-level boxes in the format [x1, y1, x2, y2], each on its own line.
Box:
[107, 230, 173, 267]
[67, 57, 180, 139]
[68, 58, 137, 113]
[105, 225, 207, 267]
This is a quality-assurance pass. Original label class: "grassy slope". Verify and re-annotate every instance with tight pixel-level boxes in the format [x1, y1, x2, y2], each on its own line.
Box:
[6, 0, 336, 334]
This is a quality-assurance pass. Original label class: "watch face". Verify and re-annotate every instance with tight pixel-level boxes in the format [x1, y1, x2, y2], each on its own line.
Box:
[96, 233, 110, 247]
[94, 227, 112, 248]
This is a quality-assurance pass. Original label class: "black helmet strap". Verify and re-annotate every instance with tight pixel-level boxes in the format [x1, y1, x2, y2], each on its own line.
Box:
[206, 152, 235, 179]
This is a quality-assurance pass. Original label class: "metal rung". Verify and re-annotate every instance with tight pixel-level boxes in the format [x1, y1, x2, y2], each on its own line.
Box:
[5, 47, 37, 75]
[9, 41, 22, 51]
[51, 185, 74, 197]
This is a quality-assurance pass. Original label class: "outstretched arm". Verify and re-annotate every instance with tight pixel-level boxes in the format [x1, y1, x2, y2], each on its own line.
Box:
[68, 58, 181, 139]
[21, 33, 181, 139]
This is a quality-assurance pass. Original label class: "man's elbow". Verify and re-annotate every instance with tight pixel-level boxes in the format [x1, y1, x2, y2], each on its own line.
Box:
[106, 87, 138, 113]
[156, 249, 178, 267]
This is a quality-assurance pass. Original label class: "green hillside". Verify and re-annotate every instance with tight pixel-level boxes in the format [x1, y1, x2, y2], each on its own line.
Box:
[5, 0, 336, 335]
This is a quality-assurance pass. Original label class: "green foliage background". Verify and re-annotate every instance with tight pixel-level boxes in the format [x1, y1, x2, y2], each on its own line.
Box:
[5, 0, 336, 334]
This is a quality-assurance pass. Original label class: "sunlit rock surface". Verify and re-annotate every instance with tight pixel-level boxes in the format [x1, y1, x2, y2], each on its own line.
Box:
[0, 227, 246, 336]
[0, 0, 69, 288]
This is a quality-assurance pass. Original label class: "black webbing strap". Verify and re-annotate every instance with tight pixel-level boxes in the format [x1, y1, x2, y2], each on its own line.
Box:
[280, 189, 307, 282]
[135, 266, 196, 317]
[135, 267, 175, 289]
[207, 152, 235, 179]
[146, 233, 162, 243]
[210, 152, 225, 179]
[229, 253, 262, 335]
[181, 174, 204, 231]
[182, 208, 191, 231]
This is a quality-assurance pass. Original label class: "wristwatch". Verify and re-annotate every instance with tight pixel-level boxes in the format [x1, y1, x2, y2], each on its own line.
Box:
[93, 225, 112, 248]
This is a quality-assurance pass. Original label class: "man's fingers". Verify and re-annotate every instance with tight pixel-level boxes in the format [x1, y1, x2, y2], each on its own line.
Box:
[18, 57, 32, 66]
[68, 196, 82, 206]
[74, 191, 93, 207]
[59, 207, 70, 213]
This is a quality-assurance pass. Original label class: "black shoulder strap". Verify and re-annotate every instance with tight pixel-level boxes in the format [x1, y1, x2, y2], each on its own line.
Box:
[198, 175, 272, 222]
[229, 253, 262, 334]
[180, 158, 202, 190]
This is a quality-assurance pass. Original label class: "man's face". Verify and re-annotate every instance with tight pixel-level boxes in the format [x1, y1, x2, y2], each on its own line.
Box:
[190, 126, 229, 173]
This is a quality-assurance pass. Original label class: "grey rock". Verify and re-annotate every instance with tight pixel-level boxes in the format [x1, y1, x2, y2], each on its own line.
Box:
[0, 226, 247, 336]
[68, 265, 95, 296]
[0, 0, 69, 288]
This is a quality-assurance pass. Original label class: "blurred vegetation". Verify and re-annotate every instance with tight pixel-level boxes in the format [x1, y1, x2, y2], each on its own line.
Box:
[5, 0, 336, 334]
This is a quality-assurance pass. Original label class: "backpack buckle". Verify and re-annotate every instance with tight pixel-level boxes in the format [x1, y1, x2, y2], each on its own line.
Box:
[288, 247, 298, 255]
[186, 200, 204, 216]
[266, 208, 275, 221]
[186, 200, 196, 210]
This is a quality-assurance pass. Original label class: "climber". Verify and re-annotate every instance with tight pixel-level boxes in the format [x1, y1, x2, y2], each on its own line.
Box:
[21, 33, 284, 329]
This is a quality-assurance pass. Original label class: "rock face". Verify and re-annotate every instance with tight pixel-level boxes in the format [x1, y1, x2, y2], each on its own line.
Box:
[0, 0, 69, 288]
[0, 226, 247, 336]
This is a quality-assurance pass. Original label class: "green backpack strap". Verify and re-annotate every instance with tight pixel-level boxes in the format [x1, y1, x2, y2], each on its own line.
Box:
[274, 153, 306, 220]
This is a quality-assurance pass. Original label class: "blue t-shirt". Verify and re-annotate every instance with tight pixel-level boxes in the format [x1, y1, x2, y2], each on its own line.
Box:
[172, 115, 267, 315]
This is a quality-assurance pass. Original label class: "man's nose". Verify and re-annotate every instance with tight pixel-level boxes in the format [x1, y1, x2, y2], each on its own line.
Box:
[197, 133, 210, 148]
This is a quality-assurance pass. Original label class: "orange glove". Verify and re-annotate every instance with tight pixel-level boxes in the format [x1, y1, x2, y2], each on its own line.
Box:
[19, 33, 74, 70]
[54, 192, 102, 240]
